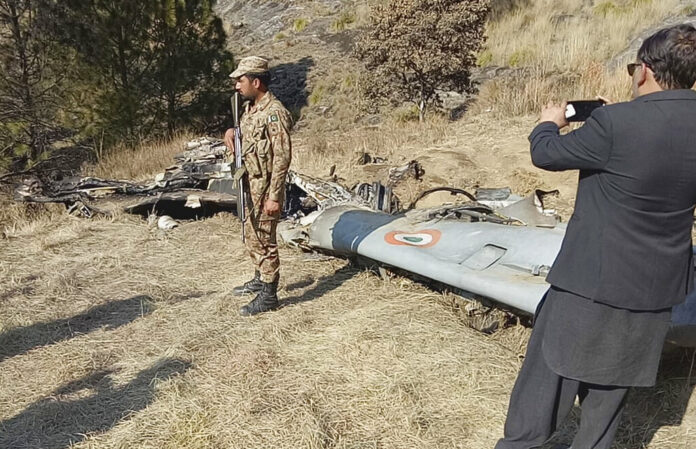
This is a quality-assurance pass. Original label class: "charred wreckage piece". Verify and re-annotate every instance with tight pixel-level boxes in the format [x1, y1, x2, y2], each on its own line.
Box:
[13, 137, 696, 347]
[287, 188, 696, 348]
[15, 138, 237, 219]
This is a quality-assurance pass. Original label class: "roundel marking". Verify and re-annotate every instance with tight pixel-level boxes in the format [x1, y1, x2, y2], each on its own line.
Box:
[384, 230, 442, 248]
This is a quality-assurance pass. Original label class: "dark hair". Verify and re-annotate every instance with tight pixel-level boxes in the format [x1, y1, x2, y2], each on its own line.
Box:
[245, 71, 271, 87]
[638, 24, 696, 89]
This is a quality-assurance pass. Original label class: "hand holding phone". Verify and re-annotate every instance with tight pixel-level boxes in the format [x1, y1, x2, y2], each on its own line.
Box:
[565, 99, 606, 122]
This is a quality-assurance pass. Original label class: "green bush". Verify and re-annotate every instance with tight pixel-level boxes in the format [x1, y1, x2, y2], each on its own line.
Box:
[341, 74, 356, 90]
[308, 85, 326, 106]
[331, 11, 356, 31]
[508, 48, 532, 67]
[293, 18, 308, 32]
[593, 2, 618, 17]
[392, 105, 420, 123]
[477, 50, 493, 67]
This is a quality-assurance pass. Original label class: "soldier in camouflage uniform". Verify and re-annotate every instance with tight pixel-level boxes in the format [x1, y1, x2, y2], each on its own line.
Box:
[224, 56, 293, 316]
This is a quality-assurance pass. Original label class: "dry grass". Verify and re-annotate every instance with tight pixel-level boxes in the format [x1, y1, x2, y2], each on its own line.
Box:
[1, 133, 196, 237]
[0, 190, 693, 448]
[473, 63, 632, 117]
[0, 209, 519, 448]
[2, 2, 696, 447]
[0, 196, 64, 237]
[0, 115, 694, 448]
[476, 0, 692, 115]
[86, 132, 196, 181]
[486, 0, 687, 71]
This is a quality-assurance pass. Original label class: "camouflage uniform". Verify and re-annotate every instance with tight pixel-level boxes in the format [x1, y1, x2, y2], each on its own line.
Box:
[239, 91, 293, 283]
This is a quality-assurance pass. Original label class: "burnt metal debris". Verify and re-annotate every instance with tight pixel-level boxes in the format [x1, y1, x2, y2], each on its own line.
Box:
[10, 137, 696, 347]
[14, 138, 237, 218]
[12, 137, 557, 226]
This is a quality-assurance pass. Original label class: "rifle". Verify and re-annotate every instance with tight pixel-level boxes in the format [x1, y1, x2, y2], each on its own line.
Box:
[231, 92, 246, 242]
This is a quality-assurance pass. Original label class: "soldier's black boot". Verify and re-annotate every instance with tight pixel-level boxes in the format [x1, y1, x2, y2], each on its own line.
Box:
[233, 271, 263, 296]
[239, 280, 279, 316]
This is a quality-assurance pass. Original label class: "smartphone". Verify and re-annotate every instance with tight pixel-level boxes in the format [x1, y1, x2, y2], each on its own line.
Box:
[565, 100, 606, 122]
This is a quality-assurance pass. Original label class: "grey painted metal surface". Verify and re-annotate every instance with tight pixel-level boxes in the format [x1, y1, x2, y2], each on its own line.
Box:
[308, 205, 696, 347]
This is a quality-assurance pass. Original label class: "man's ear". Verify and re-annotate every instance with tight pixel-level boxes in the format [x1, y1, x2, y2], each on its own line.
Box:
[251, 78, 262, 89]
[637, 63, 651, 86]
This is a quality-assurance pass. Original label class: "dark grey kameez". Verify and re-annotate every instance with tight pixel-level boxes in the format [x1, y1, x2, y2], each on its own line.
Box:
[542, 287, 672, 387]
[495, 287, 671, 449]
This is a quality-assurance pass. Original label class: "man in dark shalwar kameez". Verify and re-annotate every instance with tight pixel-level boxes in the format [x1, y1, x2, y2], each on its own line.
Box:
[496, 24, 696, 449]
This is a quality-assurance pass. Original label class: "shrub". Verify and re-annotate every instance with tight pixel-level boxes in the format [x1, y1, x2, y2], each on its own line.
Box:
[508, 48, 532, 67]
[477, 50, 493, 67]
[293, 18, 308, 32]
[355, 0, 490, 122]
[331, 11, 356, 31]
[308, 85, 326, 106]
[392, 105, 421, 123]
[593, 2, 618, 17]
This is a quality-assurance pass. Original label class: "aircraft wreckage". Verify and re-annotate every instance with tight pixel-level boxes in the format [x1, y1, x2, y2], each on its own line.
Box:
[14, 137, 696, 347]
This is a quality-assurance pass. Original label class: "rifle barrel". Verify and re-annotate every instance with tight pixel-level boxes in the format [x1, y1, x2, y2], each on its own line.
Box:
[232, 92, 246, 242]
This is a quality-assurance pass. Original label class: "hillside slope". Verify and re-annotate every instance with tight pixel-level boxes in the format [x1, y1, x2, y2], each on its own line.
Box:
[1, 1, 696, 448]
[214, 0, 365, 129]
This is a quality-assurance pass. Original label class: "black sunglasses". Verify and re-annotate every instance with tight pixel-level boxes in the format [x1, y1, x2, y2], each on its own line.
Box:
[627, 61, 651, 76]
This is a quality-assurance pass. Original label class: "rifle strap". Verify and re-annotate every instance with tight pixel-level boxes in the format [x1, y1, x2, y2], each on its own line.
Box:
[233, 165, 247, 182]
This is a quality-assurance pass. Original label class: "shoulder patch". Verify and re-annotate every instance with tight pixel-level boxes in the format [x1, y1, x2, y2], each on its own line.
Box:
[268, 121, 280, 136]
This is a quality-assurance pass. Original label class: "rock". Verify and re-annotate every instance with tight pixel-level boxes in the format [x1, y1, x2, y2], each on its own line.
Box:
[608, 11, 696, 70]
[157, 215, 179, 230]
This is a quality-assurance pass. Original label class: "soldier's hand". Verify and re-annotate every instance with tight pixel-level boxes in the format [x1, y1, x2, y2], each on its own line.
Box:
[224, 128, 236, 154]
[264, 199, 280, 215]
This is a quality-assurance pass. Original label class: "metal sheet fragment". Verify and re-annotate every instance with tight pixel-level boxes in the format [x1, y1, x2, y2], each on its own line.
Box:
[185, 195, 202, 209]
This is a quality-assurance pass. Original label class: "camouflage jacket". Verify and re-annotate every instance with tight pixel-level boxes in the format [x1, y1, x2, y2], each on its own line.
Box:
[239, 91, 293, 202]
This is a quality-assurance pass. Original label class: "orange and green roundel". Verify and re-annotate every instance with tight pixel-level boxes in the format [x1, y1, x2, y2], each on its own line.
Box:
[384, 230, 441, 248]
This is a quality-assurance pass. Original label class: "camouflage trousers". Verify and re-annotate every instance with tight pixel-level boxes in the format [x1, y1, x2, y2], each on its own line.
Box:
[243, 182, 281, 283]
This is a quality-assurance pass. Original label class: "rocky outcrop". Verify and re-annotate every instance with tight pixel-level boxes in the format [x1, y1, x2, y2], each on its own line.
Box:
[214, 0, 343, 47]
[213, 1, 361, 127]
[608, 6, 696, 69]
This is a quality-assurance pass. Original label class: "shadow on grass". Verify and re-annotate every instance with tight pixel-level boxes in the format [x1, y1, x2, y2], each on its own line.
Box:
[0, 295, 153, 362]
[0, 357, 190, 449]
[281, 264, 359, 307]
[284, 276, 315, 292]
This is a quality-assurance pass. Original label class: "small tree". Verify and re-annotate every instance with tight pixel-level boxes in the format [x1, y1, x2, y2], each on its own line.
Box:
[47, 0, 233, 143]
[47, 0, 157, 143]
[0, 0, 64, 171]
[356, 0, 489, 122]
[148, 0, 234, 135]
